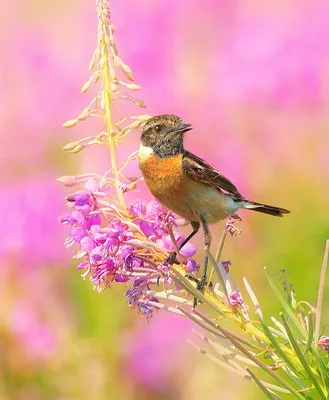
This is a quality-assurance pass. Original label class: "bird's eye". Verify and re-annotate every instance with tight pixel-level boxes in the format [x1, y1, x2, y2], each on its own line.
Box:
[154, 125, 161, 133]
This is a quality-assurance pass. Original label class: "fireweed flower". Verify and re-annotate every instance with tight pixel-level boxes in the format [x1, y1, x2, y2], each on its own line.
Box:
[318, 336, 329, 353]
[59, 179, 199, 319]
[59, 1, 329, 397]
[228, 289, 244, 309]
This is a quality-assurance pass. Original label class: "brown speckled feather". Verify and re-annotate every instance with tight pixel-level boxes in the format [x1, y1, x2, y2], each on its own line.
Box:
[182, 150, 243, 198]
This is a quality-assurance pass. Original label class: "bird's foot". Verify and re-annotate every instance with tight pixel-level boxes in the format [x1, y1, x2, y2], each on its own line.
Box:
[165, 252, 179, 265]
[166, 251, 188, 265]
[184, 272, 201, 284]
[192, 275, 208, 308]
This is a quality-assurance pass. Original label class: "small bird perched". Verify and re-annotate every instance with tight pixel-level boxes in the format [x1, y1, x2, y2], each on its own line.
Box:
[137, 114, 290, 297]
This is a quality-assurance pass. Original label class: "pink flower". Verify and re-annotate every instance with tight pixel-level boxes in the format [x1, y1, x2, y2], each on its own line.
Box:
[156, 232, 196, 258]
[228, 290, 244, 308]
[318, 336, 329, 352]
[130, 200, 176, 239]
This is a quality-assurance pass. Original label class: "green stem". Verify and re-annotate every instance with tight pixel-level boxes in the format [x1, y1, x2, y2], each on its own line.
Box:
[102, 31, 126, 208]
[314, 240, 329, 343]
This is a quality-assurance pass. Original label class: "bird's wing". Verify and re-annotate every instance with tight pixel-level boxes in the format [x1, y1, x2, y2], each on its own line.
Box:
[182, 150, 243, 197]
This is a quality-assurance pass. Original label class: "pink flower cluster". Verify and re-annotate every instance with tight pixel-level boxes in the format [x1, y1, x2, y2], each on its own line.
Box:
[59, 179, 199, 319]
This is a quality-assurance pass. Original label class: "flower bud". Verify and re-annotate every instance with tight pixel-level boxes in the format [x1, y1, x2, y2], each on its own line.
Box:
[63, 142, 84, 153]
[62, 119, 79, 128]
[81, 81, 91, 94]
[78, 108, 90, 121]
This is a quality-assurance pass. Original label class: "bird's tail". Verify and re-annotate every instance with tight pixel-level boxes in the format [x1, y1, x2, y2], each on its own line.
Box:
[242, 200, 290, 217]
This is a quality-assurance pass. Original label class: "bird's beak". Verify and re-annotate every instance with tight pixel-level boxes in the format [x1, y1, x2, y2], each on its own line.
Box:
[171, 123, 193, 134]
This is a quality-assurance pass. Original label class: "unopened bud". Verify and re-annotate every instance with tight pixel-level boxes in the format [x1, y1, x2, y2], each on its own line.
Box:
[78, 108, 90, 121]
[132, 98, 146, 108]
[81, 81, 91, 94]
[113, 55, 121, 66]
[89, 58, 95, 71]
[125, 83, 141, 91]
[111, 41, 118, 55]
[63, 141, 84, 153]
[136, 115, 152, 122]
[62, 119, 79, 128]
[94, 48, 101, 60]
[93, 73, 101, 83]
[99, 57, 106, 69]
[122, 95, 145, 108]
[57, 175, 80, 187]
[122, 63, 134, 81]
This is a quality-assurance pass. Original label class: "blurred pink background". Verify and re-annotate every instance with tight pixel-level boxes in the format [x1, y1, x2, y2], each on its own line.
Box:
[1, 1, 329, 399]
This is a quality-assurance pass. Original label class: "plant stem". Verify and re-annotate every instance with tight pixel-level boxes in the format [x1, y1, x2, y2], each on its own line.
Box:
[315, 239, 329, 343]
[102, 25, 126, 208]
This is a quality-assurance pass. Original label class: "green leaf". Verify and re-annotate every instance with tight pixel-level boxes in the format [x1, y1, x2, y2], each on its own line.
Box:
[258, 317, 306, 390]
[213, 324, 305, 399]
[245, 367, 278, 400]
[315, 240, 329, 343]
[280, 313, 327, 400]
[303, 312, 314, 355]
[208, 251, 228, 298]
[264, 267, 307, 341]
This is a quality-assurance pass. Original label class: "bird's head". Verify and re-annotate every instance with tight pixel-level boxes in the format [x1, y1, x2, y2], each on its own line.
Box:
[141, 114, 192, 158]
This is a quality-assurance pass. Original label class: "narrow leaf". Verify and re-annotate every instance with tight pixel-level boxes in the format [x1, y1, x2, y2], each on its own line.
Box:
[214, 324, 305, 399]
[280, 313, 327, 400]
[264, 268, 307, 340]
[188, 340, 290, 395]
[258, 317, 305, 389]
[191, 307, 261, 349]
[303, 312, 314, 355]
[208, 251, 228, 297]
[192, 329, 258, 367]
[243, 277, 263, 318]
[245, 367, 278, 400]
[315, 240, 329, 343]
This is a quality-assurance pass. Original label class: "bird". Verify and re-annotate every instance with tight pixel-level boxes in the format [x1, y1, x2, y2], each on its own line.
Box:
[137, 114, 290, 300]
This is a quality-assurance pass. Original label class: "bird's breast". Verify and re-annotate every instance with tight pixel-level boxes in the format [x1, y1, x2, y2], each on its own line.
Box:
[138, 148, 186, 196]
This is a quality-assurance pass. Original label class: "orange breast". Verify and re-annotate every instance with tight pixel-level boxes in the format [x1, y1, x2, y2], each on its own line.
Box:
[139, 154, 188, 198]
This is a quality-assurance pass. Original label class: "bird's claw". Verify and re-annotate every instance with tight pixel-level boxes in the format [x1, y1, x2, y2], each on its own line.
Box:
[166, 252, 180, 265]
[193, 275, 208, 308]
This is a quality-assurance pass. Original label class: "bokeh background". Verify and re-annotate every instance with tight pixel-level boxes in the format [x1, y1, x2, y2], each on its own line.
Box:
[1, 0, 329, 399]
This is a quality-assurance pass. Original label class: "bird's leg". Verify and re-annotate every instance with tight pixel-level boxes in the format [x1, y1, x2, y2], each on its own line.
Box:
[166, 221, 200, 265]
[194, 217, 211, 308]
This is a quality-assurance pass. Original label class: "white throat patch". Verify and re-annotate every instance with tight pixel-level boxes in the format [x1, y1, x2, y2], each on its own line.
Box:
[138, 144, 154, 163]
